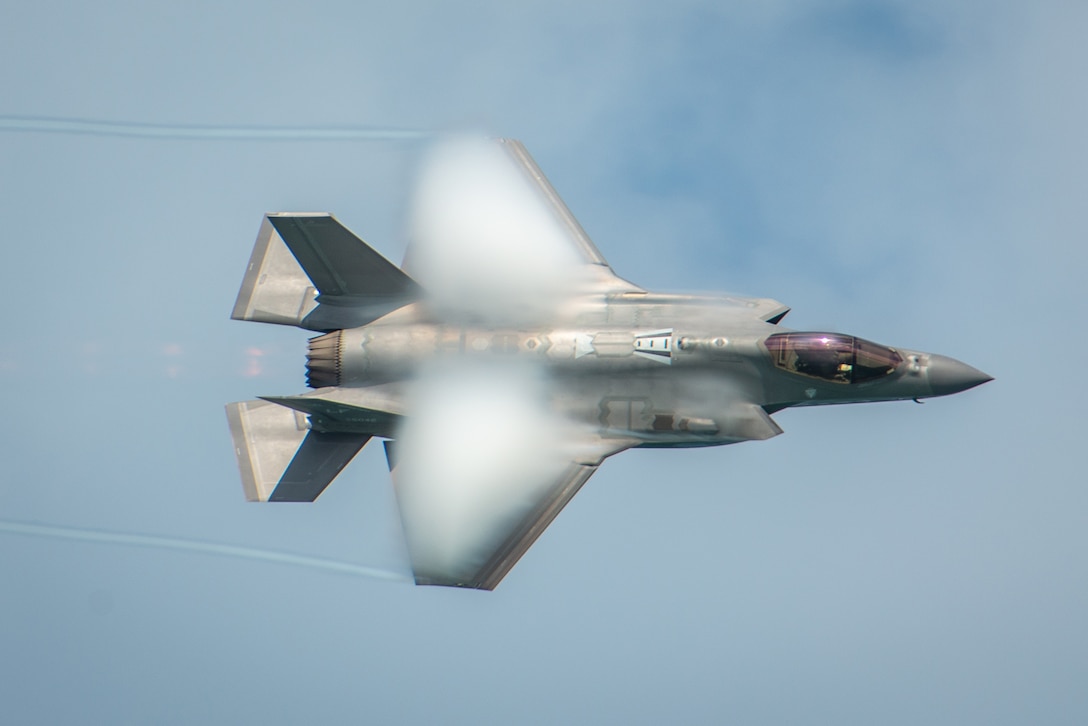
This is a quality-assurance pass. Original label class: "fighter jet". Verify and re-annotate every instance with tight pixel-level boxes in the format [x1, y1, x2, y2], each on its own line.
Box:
[226, 138, 991, 590]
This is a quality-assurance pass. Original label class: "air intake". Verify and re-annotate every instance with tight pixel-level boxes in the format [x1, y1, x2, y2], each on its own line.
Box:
[306, 331, 342, 388]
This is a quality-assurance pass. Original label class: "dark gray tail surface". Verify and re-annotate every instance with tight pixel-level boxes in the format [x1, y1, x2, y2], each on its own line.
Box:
[232, 213, 421, 331]
[225, 399, 369, 502]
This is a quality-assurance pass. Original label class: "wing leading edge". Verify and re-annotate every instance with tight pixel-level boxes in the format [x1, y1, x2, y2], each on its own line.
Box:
[385, 436, 630, 590]
[402, 137, 641, 320]
[496, 138, 610, 268]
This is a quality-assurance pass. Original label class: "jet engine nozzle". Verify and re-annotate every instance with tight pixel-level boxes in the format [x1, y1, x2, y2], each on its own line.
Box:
[306, 331, 342, 388]
[926, 355, 993, 396]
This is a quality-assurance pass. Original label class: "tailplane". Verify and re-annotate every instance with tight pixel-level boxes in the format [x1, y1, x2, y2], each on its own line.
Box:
[231, 213, 421, 331]
[225, 399, 369, 502]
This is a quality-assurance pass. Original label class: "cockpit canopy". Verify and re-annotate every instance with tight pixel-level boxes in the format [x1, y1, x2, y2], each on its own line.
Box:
[764, 332, 902, 384]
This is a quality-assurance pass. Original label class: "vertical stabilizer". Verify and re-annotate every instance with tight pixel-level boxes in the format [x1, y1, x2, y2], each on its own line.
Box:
[225, 399, 368, 502]
[231, 216, 319, 327]
[231, 214, 422, 331]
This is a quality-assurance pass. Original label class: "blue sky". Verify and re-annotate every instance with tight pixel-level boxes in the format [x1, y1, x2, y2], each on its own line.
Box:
[1, 2, 1085, 724]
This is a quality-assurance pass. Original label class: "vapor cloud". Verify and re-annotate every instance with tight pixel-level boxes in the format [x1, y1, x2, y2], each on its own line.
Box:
[393, 360, 576, 580]
[408, 136, 585, 325]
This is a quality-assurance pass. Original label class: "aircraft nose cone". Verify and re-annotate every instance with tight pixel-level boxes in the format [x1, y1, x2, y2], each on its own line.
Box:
[926, 355, 994, 396]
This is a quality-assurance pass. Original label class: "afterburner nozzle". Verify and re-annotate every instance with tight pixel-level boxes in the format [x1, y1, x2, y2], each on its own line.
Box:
[306, 331, 342, 388]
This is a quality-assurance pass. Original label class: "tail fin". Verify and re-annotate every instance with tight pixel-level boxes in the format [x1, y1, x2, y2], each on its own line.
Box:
[225, 399, 369, 502]
[231, 213, 421, 331]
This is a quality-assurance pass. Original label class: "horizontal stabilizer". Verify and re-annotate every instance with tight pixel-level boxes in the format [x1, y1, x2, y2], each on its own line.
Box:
[266, 215, 419, 300]
[232, 214, 422, 331]
[225, 400, 368, 502]
[259, 394, 401, 438]
[270, 431, 369, 502]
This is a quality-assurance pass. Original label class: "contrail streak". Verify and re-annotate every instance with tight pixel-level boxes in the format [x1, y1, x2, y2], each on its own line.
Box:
[0, 115, 429, 141]
[0, 519, 410, 583]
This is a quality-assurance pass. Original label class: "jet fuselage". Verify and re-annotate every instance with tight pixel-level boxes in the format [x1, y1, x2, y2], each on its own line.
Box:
[304, 292, 990, 450]
[226, 139, 992, 589]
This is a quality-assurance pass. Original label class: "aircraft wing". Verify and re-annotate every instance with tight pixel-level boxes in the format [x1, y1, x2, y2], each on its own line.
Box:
[405, 138, 641, 326]
[387, 434, 632, 590]
[496, 138, 613, 269]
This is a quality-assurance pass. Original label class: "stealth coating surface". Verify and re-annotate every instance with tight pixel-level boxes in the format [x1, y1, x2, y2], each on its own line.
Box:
[268, 214, 421, 300]
[226, 137, 991, 590]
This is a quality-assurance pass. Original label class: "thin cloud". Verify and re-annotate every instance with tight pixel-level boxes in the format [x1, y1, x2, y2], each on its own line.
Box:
[0, 519, 409, 583]
[0, 115, 430, 141]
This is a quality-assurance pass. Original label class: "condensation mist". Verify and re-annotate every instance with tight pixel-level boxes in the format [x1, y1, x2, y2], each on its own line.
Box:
[407, 136, 583, 325]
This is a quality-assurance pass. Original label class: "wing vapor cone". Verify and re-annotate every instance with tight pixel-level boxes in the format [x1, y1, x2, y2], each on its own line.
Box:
[405, 136, 639, 327]
[387, 362, 629, 590]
